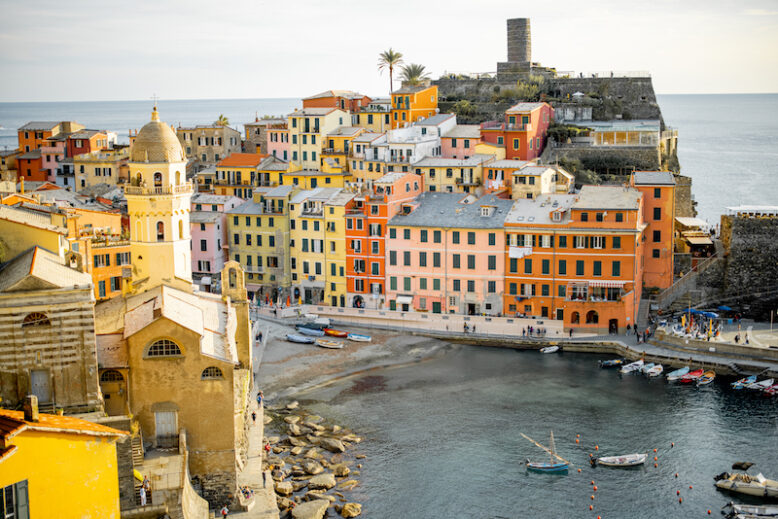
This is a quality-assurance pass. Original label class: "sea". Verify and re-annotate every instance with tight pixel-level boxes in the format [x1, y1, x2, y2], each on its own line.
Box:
[1, 94, 777, 222]
[296, 346, 778, 518]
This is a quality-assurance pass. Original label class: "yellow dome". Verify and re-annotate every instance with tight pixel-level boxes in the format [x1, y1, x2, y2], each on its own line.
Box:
[130, 107, 186, 163]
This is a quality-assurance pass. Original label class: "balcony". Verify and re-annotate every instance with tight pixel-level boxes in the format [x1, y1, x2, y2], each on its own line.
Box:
[455, 178, 481, 186]
[124, 183, 193, 196]
[322, 148, 347, 155]
[505, 123, 532, 132]
[244, 266, 265, 274]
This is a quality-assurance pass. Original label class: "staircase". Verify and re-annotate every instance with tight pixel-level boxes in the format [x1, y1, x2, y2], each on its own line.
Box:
[38, 402, 56, 414]
[131, 434, 144, 466]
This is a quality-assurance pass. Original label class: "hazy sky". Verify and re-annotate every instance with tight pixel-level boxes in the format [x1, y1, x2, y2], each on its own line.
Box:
[1, 0, 777, 102]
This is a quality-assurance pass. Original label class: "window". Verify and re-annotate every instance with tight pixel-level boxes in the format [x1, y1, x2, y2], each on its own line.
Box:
[559, 235, 567, 248]
[612, 261, 621, 277]
[509, 282, 517, 295]
[419, 252, 427, 267]
[467, 255, 475, 270]
[654, 187, 661, 198]
[593, 261, 602, 276]
[488, 233, 495, 246]
[390, 228, 397, 239]
[233, 233, 240, 245]
[542, 259, 550, 275]
[652, 248, 660, 258]
[100, 370, 123, 382]
[467, 280, 475, 292]
[513, 138, 519, 150]
[576, 260, 584, 276]
[404, 277, 411, 291]
[615, 212, 623, 222]
[156, 222, 165, 241]
[586, 310, 599, 324]
[488, 281, 496, 293]
[1, 480, 28, 519]
[390, 277, 397, 290]
[558, 260, 567, 275]
[420, 230, 428, 243]
[574, 236, 587, 249]
[613, 236, 622, 249]
[488, 255, 496, 270]
[147, 339, 182, 357]
[591, 236, 604, 249]
[433, 278, 441, 290]
[571, 311, 580, 324]
[22, 312, 50, 328]
[201, 366, 223, 380]
[524, 258, 532, 274]
[509, 258, 517, 273]
[389, 251, 397, 265]
[403, 251, 411, 266]
[404, 229, 411, 240]
[98, 280, 106, 298]
[453, 279, 461, 291]
[433, 252, 441, 267]
[653, 207, 661, 220]
[653, 230, 661, 242]
[541, 284, 550, 296]
[452, 231, 460, 244]
[452, 254, 460, 269]
[558, 285, 566, 298]
[580, 212, 588, 222]
[467, 232, 475, 245]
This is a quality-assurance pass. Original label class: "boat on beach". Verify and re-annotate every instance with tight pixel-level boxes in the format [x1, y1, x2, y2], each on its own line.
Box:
[666, 366, 690, 381]
[324, 328, 348, 338]
[347, 333, 372, 342]
[296, 326, 325, 337]
[647, 364, 664, 377]
[521, 431, 570, 474]
[697, 370, 716, 386]
[297, 322, 326, 331]
[746, 378, 775, 391]
[592, 453, 647, 468]
[598, 359, 624, 368]
[315, 338, 344, 349]
[714, 471, 778, 499]
[732, 375, 757, 389]
[619, 359, 644, 374]
[680, 368, 705, 383]
[286, 334, 315, 344]
[540, 346, 559, 354]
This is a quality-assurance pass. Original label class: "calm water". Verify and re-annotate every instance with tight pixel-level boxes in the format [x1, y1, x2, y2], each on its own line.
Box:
[298, 346, 778, 518]
[1, 94, 777, 222]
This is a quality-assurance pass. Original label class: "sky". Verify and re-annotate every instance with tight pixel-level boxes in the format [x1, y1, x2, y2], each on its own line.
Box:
[1, 0, 777, 102]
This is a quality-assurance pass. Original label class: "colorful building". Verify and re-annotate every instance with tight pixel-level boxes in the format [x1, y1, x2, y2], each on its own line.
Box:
[66, 129, 112, 158]
[352, 98, 392, 132]
[176, 124, 241, 168]
[630, 171, 676, 289]
[390, 84, 438, 129]
[266, 121, 289, 161]
[282, 169, 351, 189]
[244, 117, 286, 154]
[412, 155, 493, 194]
[346, 172, 423, 309]
[287, 108, 349, 170]
[40, 135, 69, 184]
[213, 152, 269, 199]
[191, 193, 245, 292]
[322, 190, 355, 307]
[441, 124, 481, 159]
[323, 126, 364, 170]
[0, 397, 128, 519]
[386, 193, 513, 315]
[17, 121, 84, 153]
[302, 90, 371, 112]
[16, 150, 45, 182]
[73, 148, 130, 189]
[508, 164, 574, 200]
[481, 102, 553, 161]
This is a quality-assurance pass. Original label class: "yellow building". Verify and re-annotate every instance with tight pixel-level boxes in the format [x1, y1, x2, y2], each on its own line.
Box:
[323, 191, 354, 307]
[391, 84, 438, 129]
[213, 152, 268, 200]
[352, 98, 392, 132]
[413, 155, 494, 194]
[287, 108, 349, 170]
[0, 204, 68, 261]
[0, 397, 128, 519]
[256, 155, 289, 187]
[282, 169, 351, 189]
[73, 148, 130, 189]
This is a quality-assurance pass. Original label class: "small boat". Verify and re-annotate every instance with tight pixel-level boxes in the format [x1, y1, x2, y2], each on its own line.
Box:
[347, 333, 372, 342]
[286, 334, 315, 344]
[540, 346, 559, 354]
[521, 431, 569, 474]
[746, 378, 775, 390]
[592, 453, 647, 468]
[732, 375, 757, 390]
[323, 328, 348, 338]
[666, 366, 690, 381]
[764, 384, 778, 396]
[714, 471, 778, 498]
[598, 359, 624, 368]
[296, 326, 325, 337]
[640, 362, 655, 374]
[722, 502, 778, 518]
[697, 370, 716, 386]
[619, 359, 644, 374]
[679, 368, 704, 383]
[297, 322, 326, 331]
[315, 338, 343, 349]
[647, 364, 664, 377]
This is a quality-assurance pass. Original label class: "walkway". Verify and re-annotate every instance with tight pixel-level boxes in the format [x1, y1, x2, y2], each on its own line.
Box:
[232, 400, 278, 519]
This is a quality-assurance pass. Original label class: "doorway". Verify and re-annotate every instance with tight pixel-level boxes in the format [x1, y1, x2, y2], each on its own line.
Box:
[155, 411, 178, 447]
[609, 319, 618, 334]
[30, 370, 51, 402]
[100, 370, 126, 416]
[467, 303, 477, 315]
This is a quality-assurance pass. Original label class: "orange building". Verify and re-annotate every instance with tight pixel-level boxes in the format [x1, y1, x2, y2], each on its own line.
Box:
[391, 84, 438, 129]
[303, 90, 371, 112]
[66, 130, 110, 157]
[481, 102, 553, 161]
[630, 171, 676, 290]
[503, 186, 645, 333]
[16, 150, 46, 181]
[17, 121, 84, 152]
[213, 152, 270, 199]
[345, 172, 423, 309]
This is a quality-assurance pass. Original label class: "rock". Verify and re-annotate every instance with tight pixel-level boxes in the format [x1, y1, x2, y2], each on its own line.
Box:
[306, 491, 335, 503]
[266, 456, 284, 467]
[301, 460, 324, 475]
[291, 469, 306, 477]
[334, 492, 344, 498]
[335, 504, 343, 514]
[272, 446, 286, 454]
[332, 425, 342, 433]
[292, 481, 309, 492]
[288, 436, 307, 447]
[341, 434, 361, 443]
[275, 481, 293, 496]
[263, 415, 273, 425]
[356, 464, 362, 469]
[307, 414, 323, 423]
[288, 424, 302, 436]
[320, 438, 346, 453]
[355, 454, 366, 459]
[320, 459, 330, 468]
[351, 471, 360, 476]
[291, 499, 329, 519]
[293, 475, 312, 481]
[341, 503, 362, 518]
[308, 473, 337, 490]
[306, 434, 321, 445]
[304, 448, 322, 460]
[267, 435, 281, 444]
[332, 464, 350, 477]
[286, 401, 299, 410]
[277, 496, 294, 510]
[284, 415, 301, 424]
[338, 480, 359, 490]
[291, 446, 304, 456]
[271, 470, 286, 482]
[304, 422, 325, 432]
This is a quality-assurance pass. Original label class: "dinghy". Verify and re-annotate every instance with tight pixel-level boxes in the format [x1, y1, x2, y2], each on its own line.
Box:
[323, 328, 348, 338]
[640, 362, 655, 374]
[296, 326, 325, 337]
[347, 333, 372, 342]
[666, 366, 690, 381]
[592, 453, 647, 468]
[746, 378, 774, 390]
[598, 359, 624, 368]
[286, 334, 315, 344]
[732, 375, 757, 389]
[619, 359, 644, 374]
[540, 346, 559, 354]
[521, 431, 569, 474]
[714, 471, 778, 498]
[647, 364, 664, 377]
[722, 502, 778, 518]
[764, 384, 778, 396]
[297, 322, 326, 331]
[697, 370, 716, 386]
[679, 368, 704, 383]
[315, 338, 344, 349]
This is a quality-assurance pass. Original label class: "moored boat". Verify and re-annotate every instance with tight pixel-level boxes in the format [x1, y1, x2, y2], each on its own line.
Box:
[746, 378, 775, 391]
[286, 334, 315, 344]
[347, 333, 372, 342]
[714, 471, 778, 499]
[722, 502, 778, 518]
[598, 358, 624, 368]
[297, 322, 326, 331]
[697, 370, 716, 386]
[666, 366, 690, 381]
[640, 362, 655, 374]
[619, 359, 644, 374]
[296, 326, 325, 337]
[647, 364, 664, 377]
[521, 431, 569, 474]
[540, 346, 559, 354]
[315, 338, 344, 349]
[732, 375, 757, 390]
[679, 368, 704, 383]
[324, 328, 348, 338]
[764, 384, 778, 396]
[592, 453, 647, 468]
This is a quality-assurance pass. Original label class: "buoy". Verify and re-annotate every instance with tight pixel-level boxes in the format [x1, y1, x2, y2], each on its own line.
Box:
[589, 505, 593, 511]
[675, 473, 678, 478]
[577, 434, 580, 438]
[676, 490, 680, 496]
[576, 439, 579, 444]
[653, 448, 657, 452]
[654, 456, 658, 461]
[589, 453, 593, 458]
[591, 495, 595, 500]
[593, 486, 598, 491]
[689, 485, 693, 490]
[708, 510, 711, 515]
[577, 468, 581, 473]
[679, 497, 683, 503]
[654, 463, 658, 468]
[671, 442, 675, 447]
[595, 445, 599, 450]
[590, 480, 595, 485]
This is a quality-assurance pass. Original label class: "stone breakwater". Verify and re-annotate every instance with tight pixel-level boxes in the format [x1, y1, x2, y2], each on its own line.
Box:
[264, 401, 364, 519]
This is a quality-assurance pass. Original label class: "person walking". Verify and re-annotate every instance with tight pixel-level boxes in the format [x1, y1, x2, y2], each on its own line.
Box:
[139, 485, 146, 506]
[251, 411, 257, 424]
[220, 505, 229, 518]
[472, 324, 476, 334]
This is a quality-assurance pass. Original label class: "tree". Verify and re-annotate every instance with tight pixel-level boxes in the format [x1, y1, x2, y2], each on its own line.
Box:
[451, 100, 476, 118]
[377, 48, 404, 94]
[215, 114, 229, 126]
[399, 63, 430, 87]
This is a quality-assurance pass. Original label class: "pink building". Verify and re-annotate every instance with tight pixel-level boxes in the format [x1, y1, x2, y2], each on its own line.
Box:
[441, 125, 481, 159]
[40, 135, 68, 185]
[266, 122, 289, 162]
[190, 193, 246, 291]
[385, 192, 513, 315]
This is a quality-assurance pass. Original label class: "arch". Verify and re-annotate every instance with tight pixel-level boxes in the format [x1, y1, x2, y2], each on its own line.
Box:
[22, 312, 50, 328]
[201, 366, 223, 380]
[178, 220, 184, 240]
[156, 221, 165, 241]
[570, 311, 580, 324]
[145, 339, 182, 357]
[154, 172, 163, 187]
[135, 172, 143, 186]
[586, 310, 599, 324]
[175, 171, 182, 185]
[100, 370, 124, 382]
[229, 268, 237, 289]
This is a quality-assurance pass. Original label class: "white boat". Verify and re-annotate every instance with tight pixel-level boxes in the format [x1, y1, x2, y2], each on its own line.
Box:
[715, 472, 778, 498]
[593, 453, 647, 467]
[315, 338, 344, 349]
[540, 346, 559, 354]
[666, 366, 690, 381]
[619, 359, 644, 373]
[347, 333, 372, 342]
[723, 502, 778, 517]
[647, 364, 664, 377]
[746, 378, 774, 390]
[640, 362, 655, 374]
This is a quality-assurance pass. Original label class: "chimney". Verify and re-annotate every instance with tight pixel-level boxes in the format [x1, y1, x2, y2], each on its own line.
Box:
[23, 395, 39, 422]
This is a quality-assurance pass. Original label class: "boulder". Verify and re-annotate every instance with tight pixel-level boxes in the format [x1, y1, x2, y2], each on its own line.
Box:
[341, 434, 361, 443]
[288, 424, 302, 436]
[275, 481, 293, 496]
[291, 499, 329, 519]
[306, 434, 321, 445]
[308, 473, 337, 490]
[286, 401, 299, 410]
[320, 438, 346, 453]
[303, 448, 322, 460]
[271, 470, 286, 482]
[291, 469, 307, 477]
[291, 446, 304, 456]
[292, 481, 309, 492]
[338, 480, 359, 490]
[341, 503, 362, 518]
[355, 454, 366, 459]
[266, 456, 284, 467]
[304, 422, 325, 432]
[272, 446, 286, 454]
[284, 415, 301, 424]
[307, 414, 323, 423]
[288, 436, 306, 447]
[332, 464, 350, 477]
[277, 496, 294, 510]
[263, 415, 273, 425]
[301, 460, 324, 475]
[306, 491, 335, 503]
[267, 435, 281, 444]
[332, 425, 342, 433]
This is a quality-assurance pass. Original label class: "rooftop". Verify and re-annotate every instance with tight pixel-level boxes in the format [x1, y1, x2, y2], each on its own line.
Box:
[0, 246, 92, 293]
[226, 200, 263, 215]
[0, 204, 67, 234]
[572, 185, 642, 211]
[632, 171, 676, 186]
[353, 132, 385, 143]
[69, 129, 104, 139]
[245, 118, 286, 127]
[263, 185, 295, 198]
[505, 194, 577, 225]
[375, 172, 408, 185]
[512, 165, 555, 176]
[18, 121, 60, 131]
[290, 187, 341, 205]
[571, 119, 661, 132]
[18, 149, 42, 160]
[414, 154, 493, 168]
[287, 107, 339, 117]
[304, 90, 367, 100]
[415, 114, 455, 127]
[442, 125, 481, 139]
[216, 153, 268, 168]
[489, 159, 533, 169]
[0, 408, 128, 441]
[191, 193, 242, 205]
[287, 169, 349, 177]
[327, 126, 363, 137]
[389, 192, 513, 229]
[506, 102, 548, 113]
[394, 84, 434, 95]
[189, 211, 223, 224]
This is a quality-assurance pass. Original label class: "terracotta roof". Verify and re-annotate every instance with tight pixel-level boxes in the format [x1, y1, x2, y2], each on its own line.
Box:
[0, 246, 92, 293]
[217, 153, 268, 168]
[0, 409, 128, 441]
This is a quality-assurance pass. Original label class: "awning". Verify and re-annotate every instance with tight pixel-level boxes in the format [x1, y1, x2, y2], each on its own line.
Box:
[396, 295, 413, 304]
[588, 281, 626, 288]
[509, 246, 533, 259]
[675, 216, 708, 228]
[685, 236, 713, 246]
[200, 276, 212, 285]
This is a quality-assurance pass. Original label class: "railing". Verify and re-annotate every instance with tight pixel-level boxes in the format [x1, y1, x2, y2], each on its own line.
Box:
[504, 123, 532, 131]
[91, 239, 130, 249]
[124, 183, 193, 196]
[322, 148, 347, 155]
[652, 251, 720, 310]
[243, 266, 264, 274]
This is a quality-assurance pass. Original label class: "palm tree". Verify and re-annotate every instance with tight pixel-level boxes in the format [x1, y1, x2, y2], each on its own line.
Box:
[215, 114, 229, 126]
[377, 48, 404, 94]
[399, 63, 430, 87]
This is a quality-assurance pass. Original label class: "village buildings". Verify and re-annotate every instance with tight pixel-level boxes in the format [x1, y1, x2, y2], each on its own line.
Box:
[481, 102, 553, 161]
[190, 193, 245, 292]
[176, 124, 241, 169]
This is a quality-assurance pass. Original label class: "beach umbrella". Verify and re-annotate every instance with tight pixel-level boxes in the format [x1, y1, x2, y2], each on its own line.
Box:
[718, 305, 732, 311]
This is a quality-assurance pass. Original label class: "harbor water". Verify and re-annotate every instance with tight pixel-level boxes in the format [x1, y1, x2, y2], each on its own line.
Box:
[297, 345, 778, 518]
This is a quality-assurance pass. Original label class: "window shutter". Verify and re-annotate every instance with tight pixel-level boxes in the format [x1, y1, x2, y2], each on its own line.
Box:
[16, 480, 29, 519]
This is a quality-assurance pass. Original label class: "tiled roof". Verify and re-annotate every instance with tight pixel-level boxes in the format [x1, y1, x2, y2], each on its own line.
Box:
[191, 193, 241, 205]
[505, 194, 577, 225]
[415, 114, 454, 127]
[0, 205, 67, 234]
[0, 246, 92, 293]
[353, 132, 385, 143]
[327, 126, 363, 137]
[442, 125, 481, 139]
[287, 169, 349, 177]
[489, 159, 533, 169]
[0, 409, 128, 440]
[18, 149, 42, 160]
[18, 121, 60, 131]
[389, 192, 513, 229]
[572, 185, 642, 210]
[190, 211, 222, 223]
[632, 171, 676, 186]
[264, 185, 294, 197]
[258, 156, 288, 171]
[304, 90, 366, 100]
[217, 153, 268, 168]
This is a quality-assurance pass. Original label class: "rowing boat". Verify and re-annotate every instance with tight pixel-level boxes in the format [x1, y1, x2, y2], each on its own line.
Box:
[619, 359, 644, 374]
[286, 334, 315, 344]
[540, 346, 559, 354]
[640, 362, 655, 374]
[598, 359, 624, 368]
[680, 368, 704, 383]
[323, 328, 348, 338]
[666, 366, 690, 381]
[347, 333, 372, 342]
[723, 502, 778, 517]
[765, 384, 778, 396]
[522, 431, 569, 474]
[593, 453, 647, 467]
[296, 326, 325, 337]
[732, 375, 757, 390]
[697, 370, 716, 386]
[647, 364, 664, 377]
[315, 338, 344, 349]
[746, 378, 774, 390]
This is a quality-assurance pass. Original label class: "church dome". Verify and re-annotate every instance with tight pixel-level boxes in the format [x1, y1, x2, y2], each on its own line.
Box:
[129, 107, 186, 163]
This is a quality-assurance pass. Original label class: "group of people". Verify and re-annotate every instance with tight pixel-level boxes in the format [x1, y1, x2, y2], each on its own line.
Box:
[522, 326, 547, 338]
[138, 475, 151, 506]
[626, 323, 653, 344]
[463, 323, 476, 334]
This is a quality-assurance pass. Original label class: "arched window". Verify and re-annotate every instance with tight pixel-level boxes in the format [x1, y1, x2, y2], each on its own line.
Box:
[570, 311, 580, 324]
[135, 172, 142, 186]
[154, 172, 163, 187]
[175, 171, 181, 185]
[146, 339, 182, 357]
[22, 312, 50, 328]
[201, 367, 223, 380]
[157, 221, 165, 241]
[178, 220, 184, 240]
[100, 370, 124, 382]
[586, 310, 599, 324]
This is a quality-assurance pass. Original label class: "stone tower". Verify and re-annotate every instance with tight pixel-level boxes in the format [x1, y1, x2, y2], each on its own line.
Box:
[124, 106, 193, 294]
[507, 18, 531, 64]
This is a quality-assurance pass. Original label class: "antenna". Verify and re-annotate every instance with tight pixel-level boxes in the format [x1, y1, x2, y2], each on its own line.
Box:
[150, 93, 160, 109]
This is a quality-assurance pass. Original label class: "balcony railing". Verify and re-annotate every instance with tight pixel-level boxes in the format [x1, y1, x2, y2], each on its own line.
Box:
[505, 123, 532, 131]
[322, 148, 347, 155]
[124, 183, 193, 196]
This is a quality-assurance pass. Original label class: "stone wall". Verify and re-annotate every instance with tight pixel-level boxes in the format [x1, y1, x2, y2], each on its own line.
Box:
[91, 415, 135, 511]
[507, 18, 531, 63]
[674, 175, 696, 217]
[545, 145, 661, 175]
